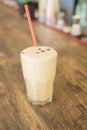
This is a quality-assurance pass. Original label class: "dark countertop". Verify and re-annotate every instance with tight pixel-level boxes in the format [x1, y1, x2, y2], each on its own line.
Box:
[0, 3, 87, 130]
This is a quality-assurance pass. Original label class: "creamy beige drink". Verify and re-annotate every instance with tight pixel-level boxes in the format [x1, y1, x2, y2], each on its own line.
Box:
[20, 46, 57, 105]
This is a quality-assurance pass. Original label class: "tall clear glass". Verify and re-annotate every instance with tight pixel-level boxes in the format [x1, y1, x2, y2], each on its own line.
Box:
[20, 46, 57, 105]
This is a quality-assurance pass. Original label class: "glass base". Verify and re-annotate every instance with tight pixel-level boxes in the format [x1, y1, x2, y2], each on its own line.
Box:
[27, 96, 52, 105]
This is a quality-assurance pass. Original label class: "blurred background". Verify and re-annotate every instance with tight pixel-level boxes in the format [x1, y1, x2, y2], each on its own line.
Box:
[0, 0, 87, 40]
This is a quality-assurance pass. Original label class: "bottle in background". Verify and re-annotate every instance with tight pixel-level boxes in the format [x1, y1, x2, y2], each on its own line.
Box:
[80, 0, 87, 27]
[45, 0, 60, 26]
[75, 0, 81, 15]
[56, 11, 66, 30]
[75, 0, 87, 27]
[71, 15, 81, 36]
[38, 0, 47, 23]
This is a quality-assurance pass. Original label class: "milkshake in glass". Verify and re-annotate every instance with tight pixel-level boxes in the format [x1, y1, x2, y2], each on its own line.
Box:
[20, 46, 57, 105]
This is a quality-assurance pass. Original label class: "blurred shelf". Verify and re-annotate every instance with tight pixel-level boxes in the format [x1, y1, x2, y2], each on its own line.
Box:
[37, 21, 87, 47]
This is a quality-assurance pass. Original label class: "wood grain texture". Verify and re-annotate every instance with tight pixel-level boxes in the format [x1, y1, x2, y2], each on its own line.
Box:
[0, 3, 87, 130]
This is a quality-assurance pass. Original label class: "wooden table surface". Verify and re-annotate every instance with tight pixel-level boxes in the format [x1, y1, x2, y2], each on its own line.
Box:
[0, 3, 87, 130]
